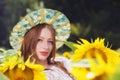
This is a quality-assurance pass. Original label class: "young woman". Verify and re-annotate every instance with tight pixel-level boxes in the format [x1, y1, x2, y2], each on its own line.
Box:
[9, 8, 75, 80]
[21, 23, 74, 80]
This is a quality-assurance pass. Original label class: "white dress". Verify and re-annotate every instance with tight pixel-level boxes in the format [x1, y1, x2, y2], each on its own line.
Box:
[43, 57, 73, 80]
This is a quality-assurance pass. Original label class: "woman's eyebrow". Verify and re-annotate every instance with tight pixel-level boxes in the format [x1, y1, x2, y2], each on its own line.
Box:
[39, 36, 53, 40]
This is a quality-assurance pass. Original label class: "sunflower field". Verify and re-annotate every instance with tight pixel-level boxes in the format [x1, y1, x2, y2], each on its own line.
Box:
[0, 38, 120, 80]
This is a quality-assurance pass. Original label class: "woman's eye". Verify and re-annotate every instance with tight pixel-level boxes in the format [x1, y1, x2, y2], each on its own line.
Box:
[38, 39, 42, 42]
[48, 41, 53, 44]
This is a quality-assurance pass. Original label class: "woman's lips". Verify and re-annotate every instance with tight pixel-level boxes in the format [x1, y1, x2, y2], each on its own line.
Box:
[40, 52, 48, 56]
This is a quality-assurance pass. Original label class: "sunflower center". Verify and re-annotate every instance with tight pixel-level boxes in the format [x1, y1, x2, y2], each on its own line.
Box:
[84, 48, 107, 63]
[4, 66, 34, 80]
[15, 78, 25, 80]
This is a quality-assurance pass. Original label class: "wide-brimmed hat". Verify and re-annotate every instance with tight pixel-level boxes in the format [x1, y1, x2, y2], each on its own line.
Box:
[9, 8, 71, 50]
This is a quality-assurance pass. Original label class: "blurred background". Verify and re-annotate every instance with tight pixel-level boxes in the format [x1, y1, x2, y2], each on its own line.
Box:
[0, 0, 120, 52]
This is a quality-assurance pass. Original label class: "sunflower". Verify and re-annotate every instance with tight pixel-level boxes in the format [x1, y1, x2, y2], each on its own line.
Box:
[71, 38, 119, 64]
[70, 38, 120, 80]
[70, 67, 89, 80]
[62, 51, 72, 59]
[0, 50, 46, 80]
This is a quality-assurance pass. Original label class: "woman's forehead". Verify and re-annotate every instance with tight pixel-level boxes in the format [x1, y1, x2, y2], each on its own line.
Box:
[39, 27, 53, 39]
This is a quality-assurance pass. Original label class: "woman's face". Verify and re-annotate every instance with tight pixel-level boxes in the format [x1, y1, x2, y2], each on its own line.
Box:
[35, 27, 53, 61]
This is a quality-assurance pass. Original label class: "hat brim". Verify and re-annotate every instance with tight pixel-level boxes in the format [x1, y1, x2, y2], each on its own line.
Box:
[9, 8, 71, 50]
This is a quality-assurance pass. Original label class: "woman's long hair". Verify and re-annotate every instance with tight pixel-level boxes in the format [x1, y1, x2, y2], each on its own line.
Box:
[21, 23, 56, 63]
[20, 23, 75, 80]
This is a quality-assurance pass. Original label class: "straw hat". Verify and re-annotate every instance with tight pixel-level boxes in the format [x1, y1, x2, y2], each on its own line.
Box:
[9, 8, 71, 50]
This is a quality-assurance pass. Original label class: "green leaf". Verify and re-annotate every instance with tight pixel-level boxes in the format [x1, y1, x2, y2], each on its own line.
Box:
[0, 72, 9, 80]
[109, 66, 120, 80]
[64, 41, 77, 52]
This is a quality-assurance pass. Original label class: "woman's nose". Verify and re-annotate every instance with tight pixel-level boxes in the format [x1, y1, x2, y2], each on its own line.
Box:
[43, 41, 49, 49]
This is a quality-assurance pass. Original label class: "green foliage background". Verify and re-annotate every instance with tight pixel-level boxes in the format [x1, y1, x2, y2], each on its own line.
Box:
[0, 0, 120, 51]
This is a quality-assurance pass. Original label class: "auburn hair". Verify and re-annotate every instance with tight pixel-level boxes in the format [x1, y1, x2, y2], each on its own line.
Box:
[21, 23, 56, 64]
[20, 23, 75, 80]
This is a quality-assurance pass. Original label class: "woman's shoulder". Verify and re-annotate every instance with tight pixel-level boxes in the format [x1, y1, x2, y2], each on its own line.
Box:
[55, 56, 71, 71]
